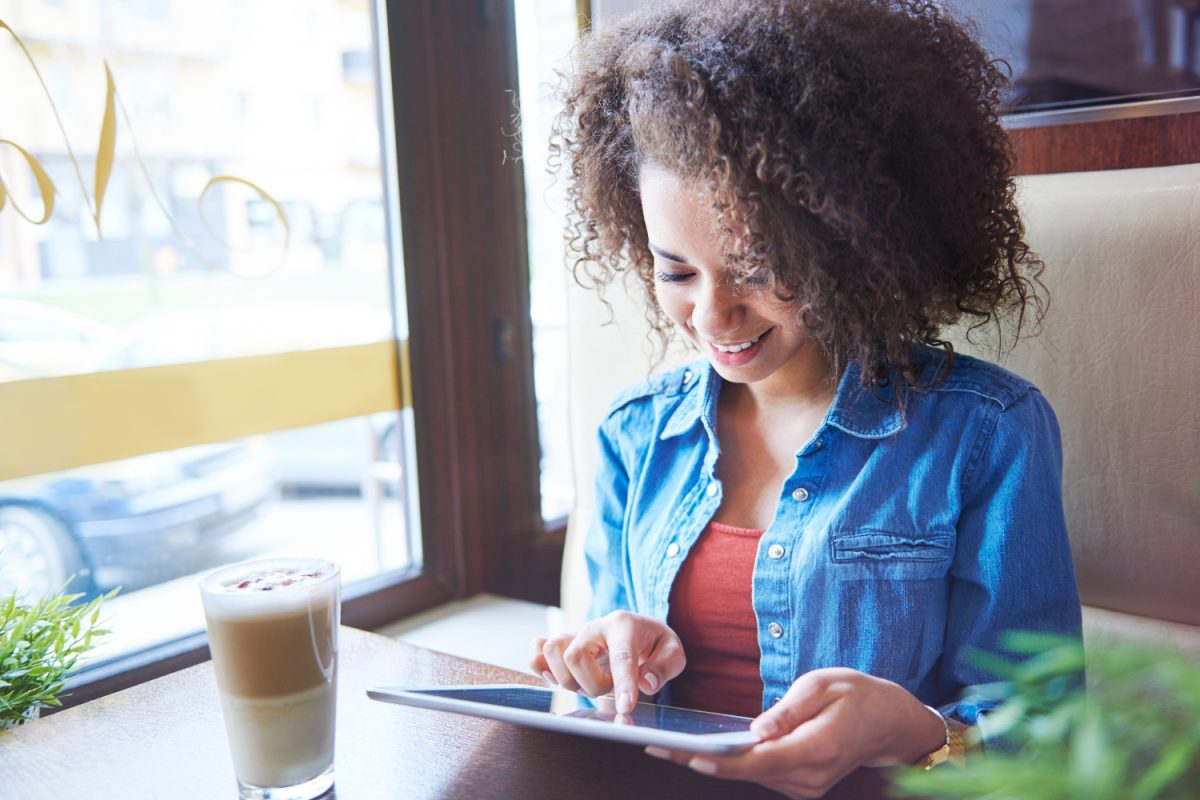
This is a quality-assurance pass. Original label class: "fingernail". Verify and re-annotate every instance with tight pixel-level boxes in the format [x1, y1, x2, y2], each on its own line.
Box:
[750, 717, 779, 738]
[541, 671, 557, 686]
[643, 672, 659, 691]
[645, 746, 670, 759]
[689, 758, 718, 775]
[617, 690, 633, 714]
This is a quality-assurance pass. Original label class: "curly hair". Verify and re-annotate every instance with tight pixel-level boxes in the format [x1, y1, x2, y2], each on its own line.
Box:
[553, 0, 1044, 395]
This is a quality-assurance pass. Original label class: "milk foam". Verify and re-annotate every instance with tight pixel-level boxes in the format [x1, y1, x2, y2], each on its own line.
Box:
[201, 558, 339, 619]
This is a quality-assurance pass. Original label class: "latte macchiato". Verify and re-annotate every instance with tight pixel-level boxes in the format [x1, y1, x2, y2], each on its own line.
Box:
[201, 558, 340, 800]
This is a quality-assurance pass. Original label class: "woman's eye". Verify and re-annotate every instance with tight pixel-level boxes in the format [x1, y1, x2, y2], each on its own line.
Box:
[655, 271, 691, 284]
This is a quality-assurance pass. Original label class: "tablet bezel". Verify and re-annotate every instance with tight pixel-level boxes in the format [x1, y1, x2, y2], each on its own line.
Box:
[366, 683, 761, 754]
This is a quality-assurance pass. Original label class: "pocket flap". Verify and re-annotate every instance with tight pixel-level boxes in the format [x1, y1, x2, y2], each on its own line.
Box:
[831, 530, 953, 563]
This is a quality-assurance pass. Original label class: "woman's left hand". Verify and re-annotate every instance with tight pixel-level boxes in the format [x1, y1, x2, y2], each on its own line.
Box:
[646, 668, 945, 799]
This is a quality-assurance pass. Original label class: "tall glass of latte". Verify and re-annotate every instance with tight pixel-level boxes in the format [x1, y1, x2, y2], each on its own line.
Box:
[200, 558, 340, 800]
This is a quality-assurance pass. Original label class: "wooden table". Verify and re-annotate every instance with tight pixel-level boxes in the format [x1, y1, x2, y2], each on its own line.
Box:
[0, 627, 893, 799]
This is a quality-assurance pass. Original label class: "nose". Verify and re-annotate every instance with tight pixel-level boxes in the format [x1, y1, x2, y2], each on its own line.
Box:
[690, 275, 745, 335]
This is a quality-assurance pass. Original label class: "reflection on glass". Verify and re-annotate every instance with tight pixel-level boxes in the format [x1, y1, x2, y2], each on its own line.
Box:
[417, 686, 756, 733]
[950, 0, 1200, 113]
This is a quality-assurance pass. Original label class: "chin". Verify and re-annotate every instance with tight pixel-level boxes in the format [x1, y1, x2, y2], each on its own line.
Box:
[709, 359, 774, 385]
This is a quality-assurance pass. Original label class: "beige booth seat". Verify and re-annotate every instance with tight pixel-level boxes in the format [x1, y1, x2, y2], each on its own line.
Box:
[560, 163, 1200, 656]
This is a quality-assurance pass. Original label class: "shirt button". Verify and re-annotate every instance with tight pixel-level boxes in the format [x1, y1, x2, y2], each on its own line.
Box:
[791, 486, 810, 502]
[706, 483, 719, 498]
[767, 622, 784, 638]
[767, 543, 785, 559]
[666, 541, 680, 557]
[683, 369, 693, 384]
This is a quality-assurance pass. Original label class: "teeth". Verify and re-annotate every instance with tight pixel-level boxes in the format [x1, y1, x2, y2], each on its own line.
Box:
[712, 333, 762, 353]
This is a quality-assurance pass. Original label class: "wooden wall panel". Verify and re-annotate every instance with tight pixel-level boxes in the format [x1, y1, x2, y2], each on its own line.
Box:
[1009, 111, 1200, 175]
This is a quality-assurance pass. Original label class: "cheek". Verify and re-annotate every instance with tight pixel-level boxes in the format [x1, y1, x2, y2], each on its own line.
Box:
[758, 300, 805, 335]
[654, 291, 691, 329]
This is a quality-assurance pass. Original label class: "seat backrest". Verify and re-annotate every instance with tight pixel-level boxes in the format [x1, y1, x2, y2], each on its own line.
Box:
[560, 164, 1200, 654]
[962, 164, 1200, 654]
[560, 274, 691, 631]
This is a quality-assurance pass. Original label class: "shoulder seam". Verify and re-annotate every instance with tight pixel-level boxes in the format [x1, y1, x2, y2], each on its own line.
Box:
[924, 354, 1034, 410]
[604, 362, 704, 417]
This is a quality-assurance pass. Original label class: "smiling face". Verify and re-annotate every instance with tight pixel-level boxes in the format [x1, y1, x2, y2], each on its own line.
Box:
[639, 165, 826, 394]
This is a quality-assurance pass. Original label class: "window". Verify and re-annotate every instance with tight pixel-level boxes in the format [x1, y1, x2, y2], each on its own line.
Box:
[943, 0, 1200, 173]
[952, 0, 1200, 114]
[515, 0, 581, 525]
[1, 0, 549, 699]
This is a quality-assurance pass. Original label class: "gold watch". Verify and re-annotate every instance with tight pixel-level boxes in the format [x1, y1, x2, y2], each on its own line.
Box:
[921, 706, 966, 770]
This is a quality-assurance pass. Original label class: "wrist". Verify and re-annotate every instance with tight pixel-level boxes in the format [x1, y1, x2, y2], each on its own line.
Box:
[914, 706, 970, 769]
[897, 701, 950, 766]
[866, 691, 949, 768]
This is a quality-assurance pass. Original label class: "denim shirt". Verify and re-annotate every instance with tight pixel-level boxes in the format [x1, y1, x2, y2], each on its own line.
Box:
[584, 348, 1082, 724]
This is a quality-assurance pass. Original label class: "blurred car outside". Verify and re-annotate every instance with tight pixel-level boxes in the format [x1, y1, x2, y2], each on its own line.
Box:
[0, 299, 275, 602]
[0, 441, 274, 601]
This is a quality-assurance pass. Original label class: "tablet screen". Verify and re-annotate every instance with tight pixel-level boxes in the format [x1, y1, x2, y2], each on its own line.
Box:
[403, 686, 754, 736]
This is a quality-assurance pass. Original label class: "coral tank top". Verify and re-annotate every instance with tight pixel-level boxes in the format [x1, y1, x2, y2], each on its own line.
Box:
[666, 520, 766, 718]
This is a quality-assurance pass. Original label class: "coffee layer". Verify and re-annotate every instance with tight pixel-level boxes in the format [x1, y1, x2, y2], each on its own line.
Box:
[208, 605, 337, 697]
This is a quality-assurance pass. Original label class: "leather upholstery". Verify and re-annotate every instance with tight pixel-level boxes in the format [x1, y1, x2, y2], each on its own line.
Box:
[559, 164, 1200, 653]
[964, 166, 1200, 638]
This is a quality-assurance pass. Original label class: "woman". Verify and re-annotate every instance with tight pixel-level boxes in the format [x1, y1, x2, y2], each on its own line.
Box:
[530, 1, 1081, 796]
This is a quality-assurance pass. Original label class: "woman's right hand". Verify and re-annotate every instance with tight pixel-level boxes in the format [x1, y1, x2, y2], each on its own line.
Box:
[529, 611, 687, 714]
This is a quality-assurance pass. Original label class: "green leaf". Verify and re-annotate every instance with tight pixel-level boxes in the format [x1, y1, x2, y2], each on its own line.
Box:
[0, 583, 118, 721]
[1001, 630, 1082, 656]
[1130, 736, 1199, 800]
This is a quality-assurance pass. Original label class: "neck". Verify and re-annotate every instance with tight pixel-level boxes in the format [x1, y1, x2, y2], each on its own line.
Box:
[720, 345, 839, 418]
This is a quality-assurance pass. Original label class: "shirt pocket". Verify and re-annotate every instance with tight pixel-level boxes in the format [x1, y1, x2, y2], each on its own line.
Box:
[829, 529, 954, 580]
[828, 528, 954, 684]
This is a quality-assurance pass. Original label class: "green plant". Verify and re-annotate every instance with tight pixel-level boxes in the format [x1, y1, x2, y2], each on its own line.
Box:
[894, 631, 1200, 800]
[0, 587, 117, 728]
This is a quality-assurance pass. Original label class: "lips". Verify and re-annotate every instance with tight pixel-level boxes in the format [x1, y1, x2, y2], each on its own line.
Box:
[704, 328, 771, 366]
[709, 332, 764, 353]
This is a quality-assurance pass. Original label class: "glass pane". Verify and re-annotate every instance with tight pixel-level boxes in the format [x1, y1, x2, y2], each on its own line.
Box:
[0, 412, 418, 665]
[949, 1, 1200, 113]
[515, 0, 579, 523]
[0, 0, 419, 667]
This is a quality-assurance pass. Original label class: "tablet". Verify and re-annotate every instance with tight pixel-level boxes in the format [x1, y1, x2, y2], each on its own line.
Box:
[366, 683, 761, 754]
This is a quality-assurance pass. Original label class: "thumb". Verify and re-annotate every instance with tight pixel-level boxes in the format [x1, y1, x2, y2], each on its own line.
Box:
[750, 671, 836, 740]
[637, 627, 686, 697]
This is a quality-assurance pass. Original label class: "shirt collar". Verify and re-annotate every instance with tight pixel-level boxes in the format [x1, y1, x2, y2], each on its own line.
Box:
[824, 361, 906, 439]
[661, 361, 718, 441]
[660, 359, 905, 441]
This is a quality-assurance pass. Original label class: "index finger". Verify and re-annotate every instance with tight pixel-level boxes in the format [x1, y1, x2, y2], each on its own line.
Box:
[598, 613, 642, 715]
[563, 616, 638, 711]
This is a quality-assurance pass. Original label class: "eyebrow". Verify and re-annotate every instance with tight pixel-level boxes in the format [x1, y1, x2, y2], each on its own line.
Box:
[647, 243, 690, 264]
